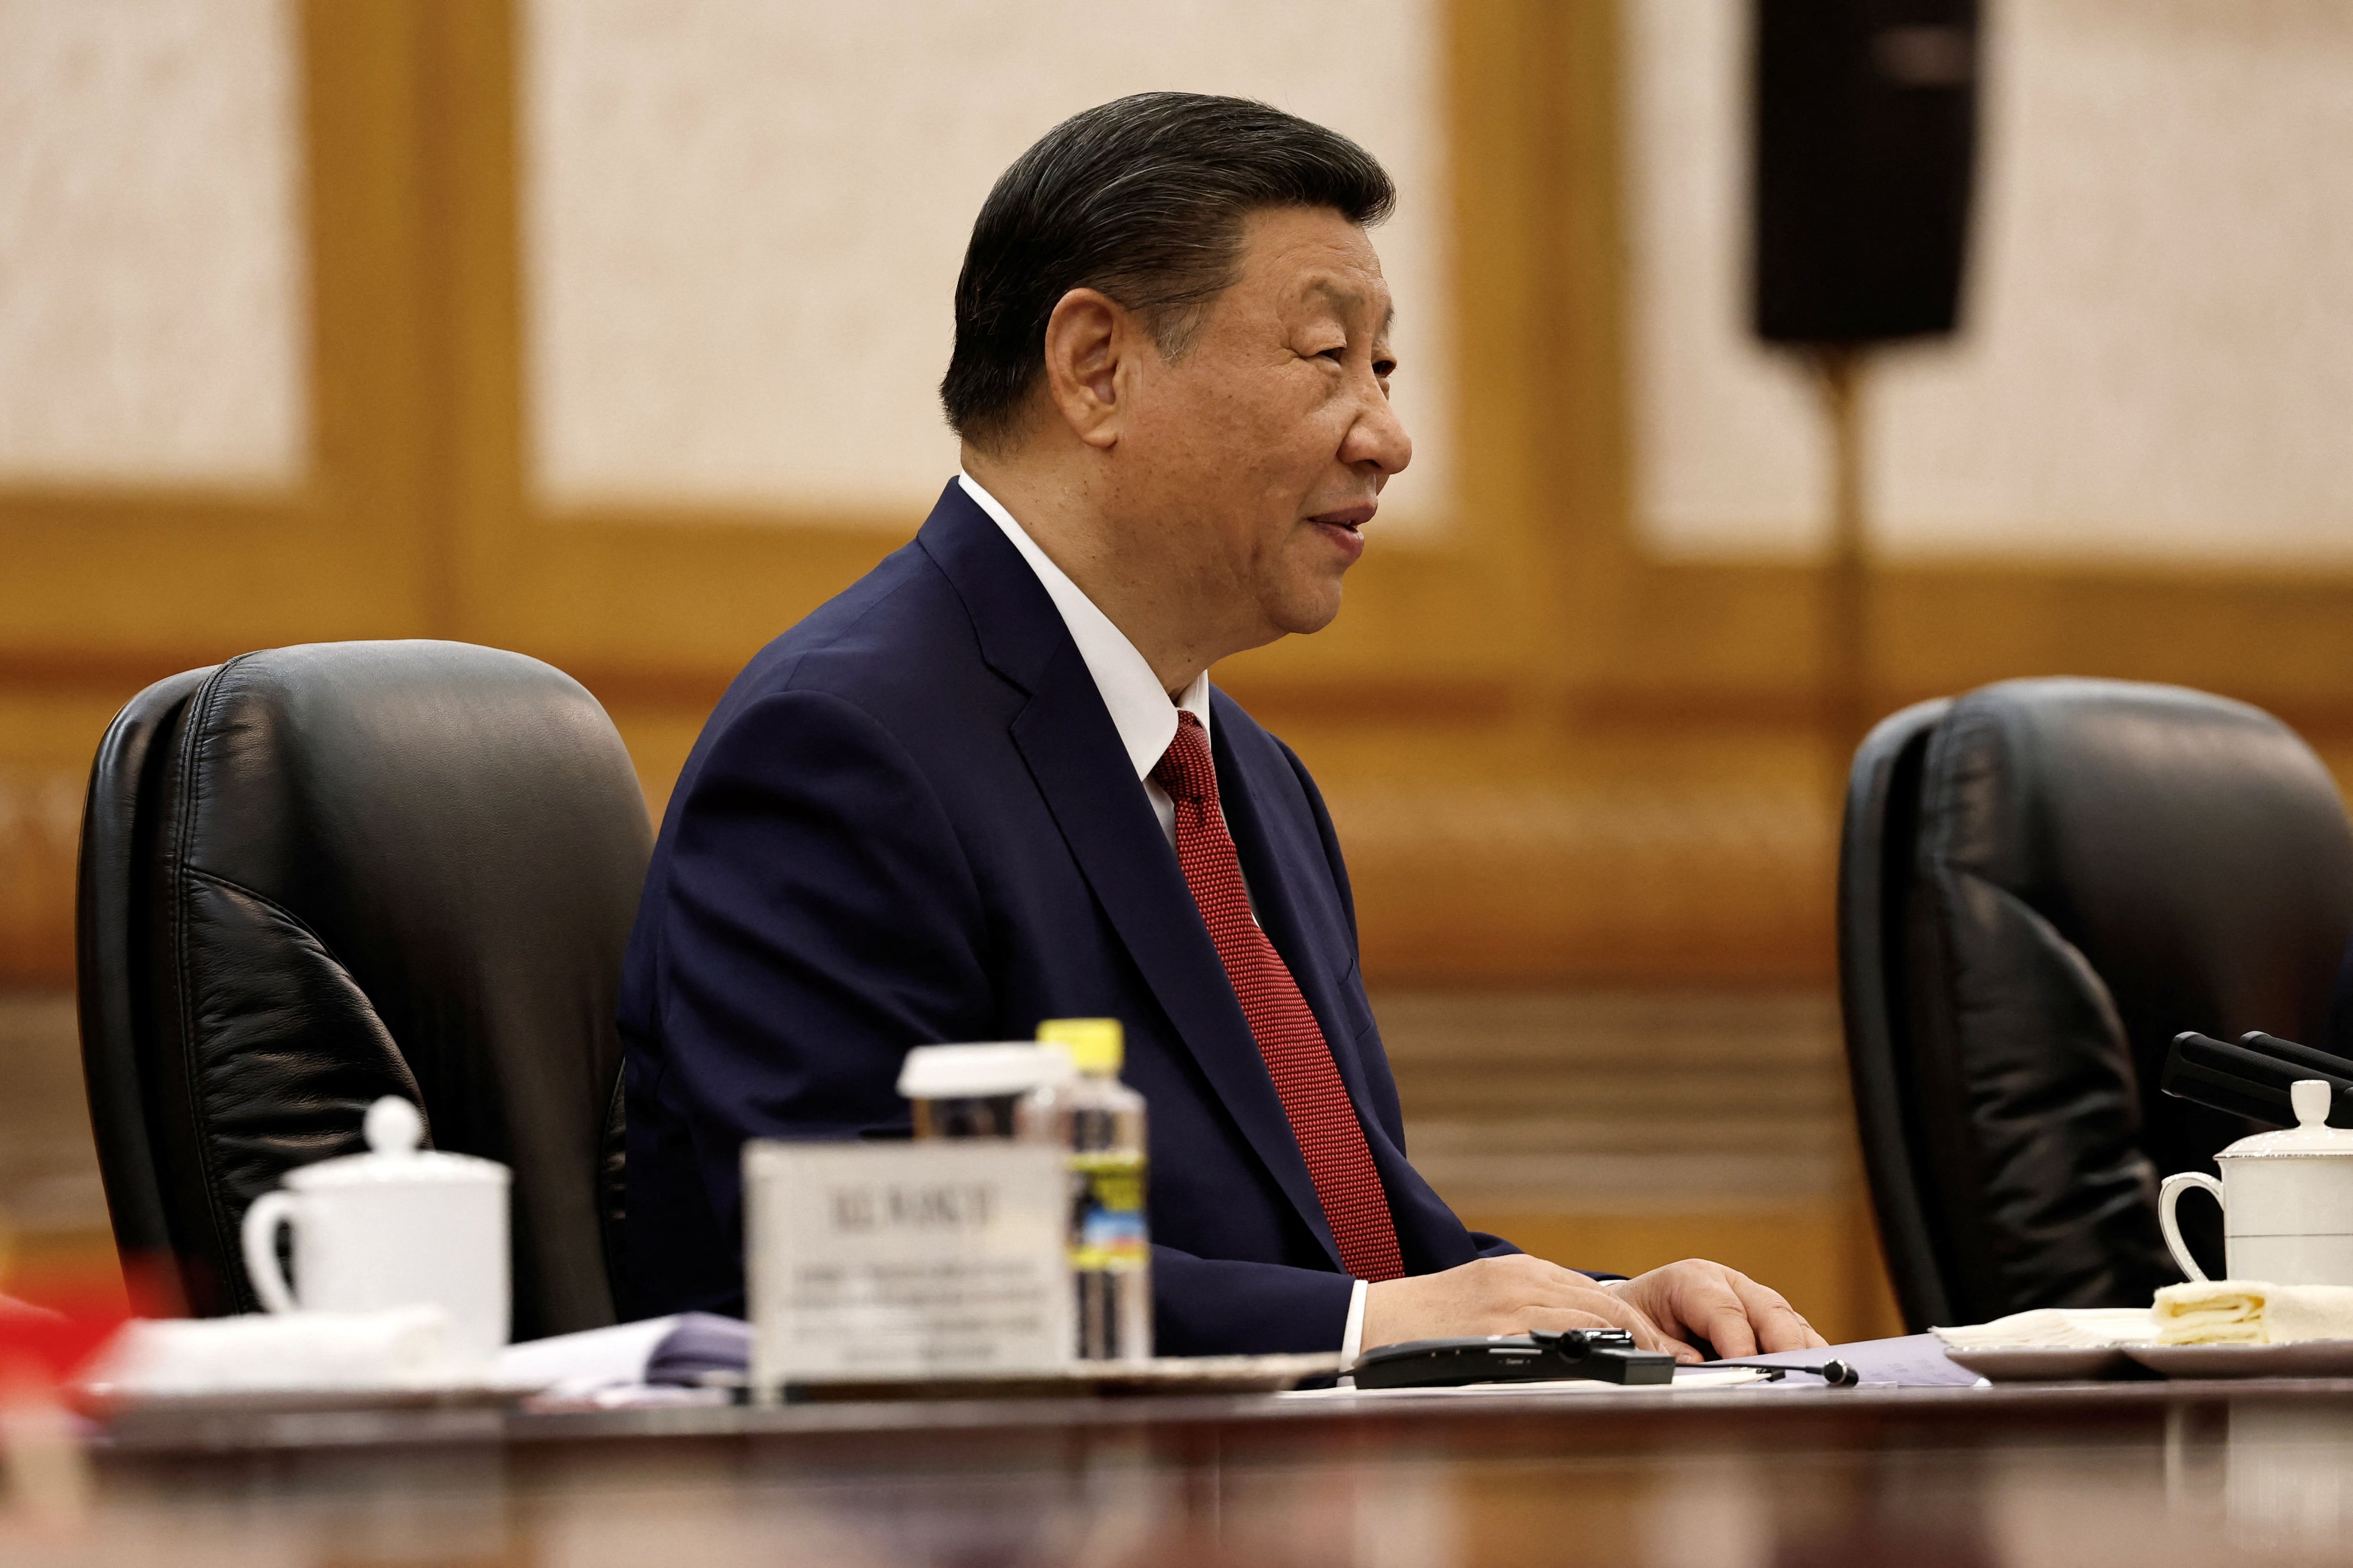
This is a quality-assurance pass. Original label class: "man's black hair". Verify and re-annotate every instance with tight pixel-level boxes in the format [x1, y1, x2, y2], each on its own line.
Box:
[941, 92, 1394, 450]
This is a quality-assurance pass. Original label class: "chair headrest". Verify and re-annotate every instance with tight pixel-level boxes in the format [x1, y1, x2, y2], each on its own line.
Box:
[139, 640, 651, 1329]
[1922, 677, 2353, 1051]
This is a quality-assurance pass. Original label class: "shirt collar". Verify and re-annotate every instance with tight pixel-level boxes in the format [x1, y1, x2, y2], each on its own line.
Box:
[959, 472, 1210, 782]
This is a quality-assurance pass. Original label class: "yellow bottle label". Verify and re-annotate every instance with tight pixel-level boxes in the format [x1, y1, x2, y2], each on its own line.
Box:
[1067, 1151, 1147, 1272]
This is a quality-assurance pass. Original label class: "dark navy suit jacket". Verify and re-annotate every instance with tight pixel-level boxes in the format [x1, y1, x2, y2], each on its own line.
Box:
[619, 481, 1515, 1354]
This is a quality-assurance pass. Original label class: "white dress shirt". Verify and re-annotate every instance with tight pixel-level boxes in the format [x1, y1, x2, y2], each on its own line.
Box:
[959, 473, 1206, 848]
[959, 473, 1372, 1367]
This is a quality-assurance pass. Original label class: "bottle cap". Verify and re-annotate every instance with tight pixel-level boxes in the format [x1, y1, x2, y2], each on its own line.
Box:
[896, 1043, 1070, 1100]
[1038, 1017, 1123, 1074]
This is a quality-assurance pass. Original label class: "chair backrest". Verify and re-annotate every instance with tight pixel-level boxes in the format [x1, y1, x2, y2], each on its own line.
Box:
[76, 641, 652, 1337]
[1840, 678, 2353, 1329]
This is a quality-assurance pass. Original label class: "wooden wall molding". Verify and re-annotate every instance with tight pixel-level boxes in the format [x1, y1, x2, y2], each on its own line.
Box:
[0, 2, 440, 660]
[1333, 770, 1835, 983]
[0, 763, 80, 983]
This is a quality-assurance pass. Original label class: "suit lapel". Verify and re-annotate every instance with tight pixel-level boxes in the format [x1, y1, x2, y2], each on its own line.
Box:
[920, 486, 1344, 1269]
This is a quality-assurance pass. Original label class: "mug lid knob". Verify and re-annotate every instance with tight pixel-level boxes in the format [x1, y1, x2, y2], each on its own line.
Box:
[2294, 1079, 2334, 1128]
[363, 1096, 424, 1156]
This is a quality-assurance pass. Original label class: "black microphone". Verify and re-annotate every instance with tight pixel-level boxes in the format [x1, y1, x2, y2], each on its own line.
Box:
[2161, 1031, 2353, 1128]
[1710, 1359, 1861, 1386]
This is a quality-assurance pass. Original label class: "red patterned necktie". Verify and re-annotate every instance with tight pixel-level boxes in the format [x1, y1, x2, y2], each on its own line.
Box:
[1152, 711, 1404, 1282]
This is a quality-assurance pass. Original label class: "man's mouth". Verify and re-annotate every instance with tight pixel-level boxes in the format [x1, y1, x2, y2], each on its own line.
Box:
[1310, 503, 1377, 530]
[1307, 503, 1375, 562]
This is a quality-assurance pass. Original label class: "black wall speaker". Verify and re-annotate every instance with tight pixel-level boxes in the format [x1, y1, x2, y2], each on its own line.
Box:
[1753, 0, 1980, 344]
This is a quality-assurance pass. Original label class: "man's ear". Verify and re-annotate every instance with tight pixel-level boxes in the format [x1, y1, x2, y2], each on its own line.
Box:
[1040, 288, 1134, 450]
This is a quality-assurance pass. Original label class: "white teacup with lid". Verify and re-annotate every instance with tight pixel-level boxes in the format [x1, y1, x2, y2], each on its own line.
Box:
[2161, 1080, 2353, 1286]
[240, 1096, 512, 1370]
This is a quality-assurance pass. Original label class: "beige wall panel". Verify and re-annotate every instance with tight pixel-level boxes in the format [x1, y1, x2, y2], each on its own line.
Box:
[1875, 0, 2353, 561]
[1626, 0, 2353, 564]
[0, 0, 305, 485]
[520, 0, 1457, 532]
[1622, 0, 1826, 557]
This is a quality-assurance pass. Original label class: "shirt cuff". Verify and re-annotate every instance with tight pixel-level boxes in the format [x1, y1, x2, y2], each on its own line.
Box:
[1337, 1278, 1369, 1381]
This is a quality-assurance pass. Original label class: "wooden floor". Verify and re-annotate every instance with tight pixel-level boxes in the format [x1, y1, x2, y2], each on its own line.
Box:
[0, 988, 1904, 1342]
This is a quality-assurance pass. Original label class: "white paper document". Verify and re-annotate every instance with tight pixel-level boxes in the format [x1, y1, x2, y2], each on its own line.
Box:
[1727, 1333, 1982, 1387]
[495, 1315, 681, 1394]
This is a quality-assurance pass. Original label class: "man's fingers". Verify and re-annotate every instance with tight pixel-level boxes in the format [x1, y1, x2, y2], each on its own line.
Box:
[1679, 1277, 1760, 1359]
[1617, 1263, 1838, 1361]
[1510, 1256, 1628, 1299]
[1380, 1255, 1823, 1367]
[1529, 1298, 1692, 1362]
[1618, 1263, 1759, 1360]
[1521, 1307, 1619, 1337]
[1729, 1274, 1828, 1352]
[1513, 1264, 1690, 1359]
[1504, 1260, 1669, 1330]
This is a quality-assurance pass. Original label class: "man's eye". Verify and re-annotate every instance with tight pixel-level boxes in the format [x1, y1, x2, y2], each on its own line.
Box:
[1316, 347, 1345, 363]
[1374, 358, 1397, 378]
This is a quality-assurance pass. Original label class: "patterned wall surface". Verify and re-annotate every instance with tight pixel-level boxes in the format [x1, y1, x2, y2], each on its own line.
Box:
[0, 0, 304, 484]
[520, 0, 1458, 532]
[1627, 0, 2353, 561]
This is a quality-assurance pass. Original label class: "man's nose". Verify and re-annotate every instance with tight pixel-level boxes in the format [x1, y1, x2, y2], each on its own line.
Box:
[1344, 377, 1413, 478]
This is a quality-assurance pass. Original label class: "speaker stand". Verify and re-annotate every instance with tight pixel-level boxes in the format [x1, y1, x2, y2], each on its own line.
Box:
[1809, 343, 1895, 1337]
[1812, 345, 1872, 764]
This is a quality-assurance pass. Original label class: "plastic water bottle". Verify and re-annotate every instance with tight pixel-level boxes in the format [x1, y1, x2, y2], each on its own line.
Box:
[1023, 1018, 1152, 1361]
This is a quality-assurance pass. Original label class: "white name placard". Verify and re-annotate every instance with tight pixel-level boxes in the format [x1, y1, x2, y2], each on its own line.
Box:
[743, 1140, 1073, 1390]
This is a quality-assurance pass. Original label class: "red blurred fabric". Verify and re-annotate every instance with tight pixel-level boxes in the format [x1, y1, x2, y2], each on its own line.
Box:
[0, 1277, 132, 1388]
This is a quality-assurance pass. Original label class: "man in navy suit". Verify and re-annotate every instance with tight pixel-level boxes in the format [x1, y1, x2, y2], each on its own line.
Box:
[621, 93, 1826, 1361]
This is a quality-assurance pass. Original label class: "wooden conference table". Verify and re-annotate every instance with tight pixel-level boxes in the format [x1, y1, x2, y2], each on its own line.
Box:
[27, 1376, 2353, 1567]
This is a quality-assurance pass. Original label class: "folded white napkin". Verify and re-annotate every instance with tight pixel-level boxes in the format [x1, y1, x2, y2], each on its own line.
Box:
[1929, 1307, 2155, 1350]
[2153, 1280, 2353, 1345]
[84, 1307, 470, 1394]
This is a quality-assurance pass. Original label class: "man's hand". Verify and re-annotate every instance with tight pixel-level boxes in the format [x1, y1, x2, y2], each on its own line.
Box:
[1359, 1255, 1828, 1365]
[1604, 1259, 1828, 1361]
[1360, 1255, 1686, 1358]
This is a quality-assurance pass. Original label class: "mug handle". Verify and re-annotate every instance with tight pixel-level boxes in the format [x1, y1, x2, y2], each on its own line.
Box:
[240, 1190, 301, 1313]
[2159, 1172, 2225, 1283]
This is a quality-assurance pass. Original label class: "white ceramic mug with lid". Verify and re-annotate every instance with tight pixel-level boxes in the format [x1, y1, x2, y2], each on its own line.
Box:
[240, 1096, 512, 1369]
[2161, 1080, 2353, 1286]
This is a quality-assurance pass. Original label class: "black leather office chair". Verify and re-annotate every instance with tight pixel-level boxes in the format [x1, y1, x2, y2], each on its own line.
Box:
[76, 641, 652, 1337]
[1841, 678, 2353, 1330]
